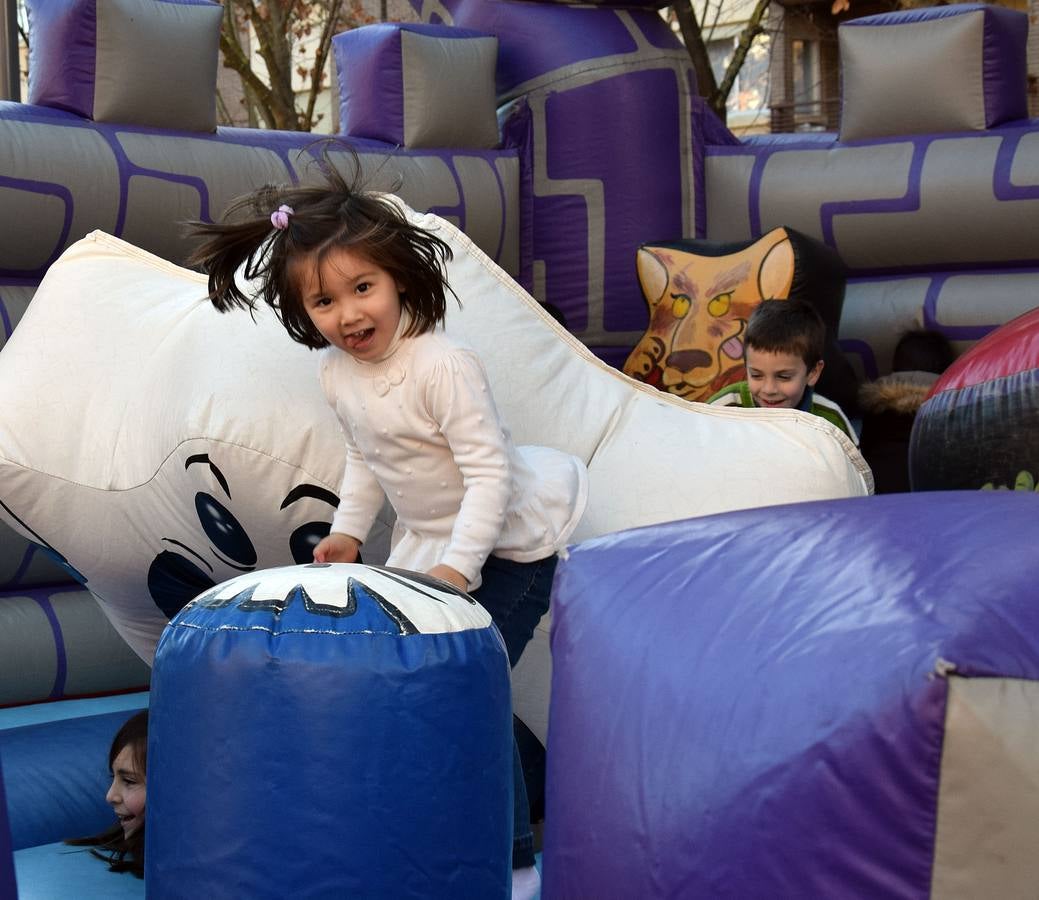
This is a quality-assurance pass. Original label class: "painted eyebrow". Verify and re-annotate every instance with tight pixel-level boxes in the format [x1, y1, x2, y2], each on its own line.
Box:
[280, 484, 340, 510]
[160, 538, 213, 572]
[706, 260, 751, 298]
[184, 454, 230, 499]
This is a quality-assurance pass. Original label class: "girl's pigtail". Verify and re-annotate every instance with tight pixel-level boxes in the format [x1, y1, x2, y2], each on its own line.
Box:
[185, 186, 286, 313]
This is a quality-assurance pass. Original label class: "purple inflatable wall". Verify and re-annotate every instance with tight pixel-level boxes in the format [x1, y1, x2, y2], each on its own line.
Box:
[418, 0, 739, 368]
[545, 491, 1039, 897]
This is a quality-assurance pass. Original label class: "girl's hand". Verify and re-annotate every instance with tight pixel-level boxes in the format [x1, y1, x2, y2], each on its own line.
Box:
[427, 565, 469, 592]
[313, 533, 361, 564]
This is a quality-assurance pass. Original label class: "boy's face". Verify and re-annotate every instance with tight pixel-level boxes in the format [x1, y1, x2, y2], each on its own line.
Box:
[745, 347, 823, 409]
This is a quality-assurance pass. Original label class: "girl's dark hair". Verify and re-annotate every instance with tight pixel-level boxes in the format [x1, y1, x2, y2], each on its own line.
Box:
[186, 154, 455, 349]
[744, 298, 826, 369]
[66, 710, 149, 879]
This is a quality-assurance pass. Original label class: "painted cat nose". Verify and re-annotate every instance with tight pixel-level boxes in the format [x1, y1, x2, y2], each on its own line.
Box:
[665, 349, 712, 373]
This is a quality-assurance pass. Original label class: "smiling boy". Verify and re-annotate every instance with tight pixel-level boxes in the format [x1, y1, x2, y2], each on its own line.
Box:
[707, 299, 858, 443]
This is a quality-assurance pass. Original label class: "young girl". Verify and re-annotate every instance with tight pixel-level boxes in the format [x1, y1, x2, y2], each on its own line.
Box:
[189, 167, 588, 899]
[67, 710, 148, 878]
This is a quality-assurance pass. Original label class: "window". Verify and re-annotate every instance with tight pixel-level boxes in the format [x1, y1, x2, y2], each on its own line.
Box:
[706, 32, 771, 131]
[792, 38, 822, 112]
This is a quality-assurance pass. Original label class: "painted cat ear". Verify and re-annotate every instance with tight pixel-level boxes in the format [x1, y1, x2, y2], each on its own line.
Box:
[636, 248, 669, 309]
[758, 233, 795, 299]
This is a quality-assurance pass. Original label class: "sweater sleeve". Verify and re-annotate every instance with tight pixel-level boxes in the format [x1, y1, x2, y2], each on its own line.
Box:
[319, 357, 385, 544]
[424, 348, 512, 584]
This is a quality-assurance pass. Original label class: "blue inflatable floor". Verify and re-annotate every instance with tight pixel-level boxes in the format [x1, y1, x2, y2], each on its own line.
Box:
[15, 843, 144, 900]
[5, 693, 541, 899]
[14, 846, 543, 899]
[0, 692, 149, 730]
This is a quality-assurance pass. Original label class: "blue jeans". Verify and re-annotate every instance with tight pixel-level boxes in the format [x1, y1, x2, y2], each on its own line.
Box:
[471, 554, 556, 870]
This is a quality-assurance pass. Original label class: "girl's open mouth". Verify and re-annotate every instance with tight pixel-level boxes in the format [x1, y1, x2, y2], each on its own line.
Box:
[345, 328, 374, 349]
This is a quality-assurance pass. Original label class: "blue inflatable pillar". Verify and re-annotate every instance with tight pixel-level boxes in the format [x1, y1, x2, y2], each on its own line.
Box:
[0, 755, 17, 900]
[147, 563, 512, 899]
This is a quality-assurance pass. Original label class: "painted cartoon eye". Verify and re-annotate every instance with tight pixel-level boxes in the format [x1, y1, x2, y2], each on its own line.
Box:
[708, 292, 732, 317]
[670, 293, 691, 318]
[289, 521, 332, 564]
[195, 492, 257, 568]
[148, 551, 216, 619]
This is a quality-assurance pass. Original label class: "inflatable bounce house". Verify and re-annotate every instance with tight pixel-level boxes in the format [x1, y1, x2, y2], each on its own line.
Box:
[0, 0, 1037, 896]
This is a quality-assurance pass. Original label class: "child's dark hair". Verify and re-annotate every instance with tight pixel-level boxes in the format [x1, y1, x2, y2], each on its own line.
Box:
[65, 710, 148, 878]
[891, 328, 955, 374]
[744, 299, 826, 369]
[187, 159, 455, 349]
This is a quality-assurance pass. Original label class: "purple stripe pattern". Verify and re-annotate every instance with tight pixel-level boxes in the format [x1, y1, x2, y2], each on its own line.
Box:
[0, 108, 519, 284]
[28, 588, 68, 699]
[706, 122, 1039, 274]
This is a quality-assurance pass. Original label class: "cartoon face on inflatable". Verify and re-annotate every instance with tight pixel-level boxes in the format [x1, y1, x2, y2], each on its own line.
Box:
[146, 451, 339, 619]
[181, 562, 488, 635]
[623, 231, 795, 401]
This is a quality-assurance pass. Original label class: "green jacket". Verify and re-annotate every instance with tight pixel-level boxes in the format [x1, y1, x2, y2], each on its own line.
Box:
[707, 381, 858, 444]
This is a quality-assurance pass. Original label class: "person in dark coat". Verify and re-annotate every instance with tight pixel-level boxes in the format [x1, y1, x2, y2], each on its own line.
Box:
[858, 330, 956, 493]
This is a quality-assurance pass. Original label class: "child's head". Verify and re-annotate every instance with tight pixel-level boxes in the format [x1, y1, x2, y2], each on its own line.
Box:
[189, 159, 455, 351]
[891, 328, 955, 375]
[106, 710, 148, 840]
[743, 299, 826, 409]
[66, 708, 149, 877]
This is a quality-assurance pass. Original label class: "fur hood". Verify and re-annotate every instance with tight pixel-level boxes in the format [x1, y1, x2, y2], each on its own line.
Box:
[858, 371, 939, 416]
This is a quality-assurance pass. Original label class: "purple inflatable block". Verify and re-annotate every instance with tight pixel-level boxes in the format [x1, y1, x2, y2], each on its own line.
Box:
[545, 491, 1039, 898]
[26, 0, 98, 117]
[26, 0, 222, 131]
[842, 4, 1027, 129]
[334, 23, 499, 149]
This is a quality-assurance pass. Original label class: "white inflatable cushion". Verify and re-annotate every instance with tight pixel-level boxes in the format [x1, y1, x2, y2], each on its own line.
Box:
[0, 206, 871, 737]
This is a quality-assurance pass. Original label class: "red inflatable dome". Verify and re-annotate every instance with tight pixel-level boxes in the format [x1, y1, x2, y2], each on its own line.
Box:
[910, 306, 1039, 491]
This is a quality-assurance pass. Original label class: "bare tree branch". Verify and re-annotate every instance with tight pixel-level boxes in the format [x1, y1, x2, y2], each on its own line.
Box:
[707, 0, 725, 44]
[671, 1, 719, 101]
[671, 0, 772, 124]
[712, 0, 770, 113]
[303, 0, 344, 131]
[212, 0, 378, 132]
[218, 4, 279, 129]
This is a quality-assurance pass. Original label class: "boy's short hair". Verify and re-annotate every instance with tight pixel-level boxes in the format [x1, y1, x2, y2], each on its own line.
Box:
[744, 299, 826, 369]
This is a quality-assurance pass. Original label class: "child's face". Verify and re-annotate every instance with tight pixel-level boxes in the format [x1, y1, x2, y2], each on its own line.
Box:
[745, 347, 823, 409]
[106, 744, 146, 838]
[297, 246, 404, 361]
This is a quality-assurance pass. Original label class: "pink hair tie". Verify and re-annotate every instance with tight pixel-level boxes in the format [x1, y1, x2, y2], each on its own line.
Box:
[270, 204, 294, 231]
